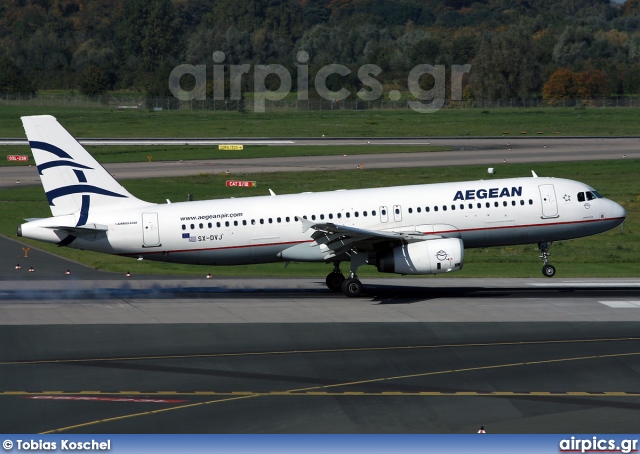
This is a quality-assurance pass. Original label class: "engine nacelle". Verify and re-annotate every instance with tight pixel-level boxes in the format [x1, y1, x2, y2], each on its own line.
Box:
[376, 238, 464, 275]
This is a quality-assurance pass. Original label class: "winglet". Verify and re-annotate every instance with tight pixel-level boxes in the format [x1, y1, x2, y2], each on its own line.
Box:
[531, 170, 538, 178]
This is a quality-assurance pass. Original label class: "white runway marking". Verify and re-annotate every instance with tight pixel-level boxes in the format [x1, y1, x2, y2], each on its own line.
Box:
[528, 282, 640, 287]
[599, 301, 640, 308]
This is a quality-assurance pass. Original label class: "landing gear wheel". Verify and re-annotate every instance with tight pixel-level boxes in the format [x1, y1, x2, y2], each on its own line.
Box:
[542, 264, 556, 277]
[326, 272, 345, 292]
[341, 278, 363, 298]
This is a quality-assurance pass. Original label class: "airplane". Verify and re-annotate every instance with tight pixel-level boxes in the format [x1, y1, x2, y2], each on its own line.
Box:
[17, 115, 627, 297]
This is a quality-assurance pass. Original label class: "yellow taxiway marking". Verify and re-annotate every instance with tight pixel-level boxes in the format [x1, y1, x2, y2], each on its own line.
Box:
[2, 336, 640, 366]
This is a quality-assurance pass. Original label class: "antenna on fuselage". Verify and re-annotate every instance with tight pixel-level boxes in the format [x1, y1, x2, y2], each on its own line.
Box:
[531, 170, 539, 178]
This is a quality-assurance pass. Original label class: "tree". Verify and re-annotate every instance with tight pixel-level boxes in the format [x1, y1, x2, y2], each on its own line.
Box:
[542, 68, 577, 100]
[0, 56, 37, 95]
[78, 65, 111, 96]
[470, 27, 540, 100]
[575, 69, 609, 98]
[543, 68, 609, 100]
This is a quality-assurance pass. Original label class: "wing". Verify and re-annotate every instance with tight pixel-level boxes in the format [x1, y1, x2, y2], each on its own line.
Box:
[297, 216, 442, 260]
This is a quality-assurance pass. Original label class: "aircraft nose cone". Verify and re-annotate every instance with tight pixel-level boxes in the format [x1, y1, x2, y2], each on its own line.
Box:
[612, 201, 626, 222]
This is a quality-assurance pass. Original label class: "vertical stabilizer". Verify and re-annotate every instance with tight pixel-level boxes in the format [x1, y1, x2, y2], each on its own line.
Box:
[21, 115, 152, 220]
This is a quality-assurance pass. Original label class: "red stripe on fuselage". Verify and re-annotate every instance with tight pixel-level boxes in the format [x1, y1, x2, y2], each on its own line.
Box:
[121, 217, 625, 257]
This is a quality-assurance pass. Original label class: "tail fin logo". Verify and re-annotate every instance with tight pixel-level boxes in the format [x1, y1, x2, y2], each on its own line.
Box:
[31, 140, 129, 207]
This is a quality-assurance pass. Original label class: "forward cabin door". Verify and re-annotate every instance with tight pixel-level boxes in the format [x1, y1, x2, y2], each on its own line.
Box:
[538, 185, 559, 218]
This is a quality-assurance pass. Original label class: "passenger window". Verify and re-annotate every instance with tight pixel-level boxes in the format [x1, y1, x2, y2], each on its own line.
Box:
[578, 192, 585, 202]
[208, 222, 212, 228]
[443, 206, 447, 211]
[485, 203, 490, 208]
[520, 200, 524, 206]
[312, 215, 316, 221]
[477, 203, 481, 209]
[217, 222, 221, 228]
[512, 201, 516, 206]
[234, 221, 238, 226]
[417, 207, 421, 213]
[395, 208, 400, 215]
[199, 223, 203, 229]
[346, 212, 351, 218]
[434, 206, 438, 212]
[286, 217, 290, 222]
[190, 224, 195, 230]
[243, 220, 247, 226]
[181, 224, 186, 230]
[269, 218, 273, 224]
[451, 205, 455, 211]
[529, 199, 533, 205]
[320, 214, 325, 220]
[277, 217, 281, 223]
[355, 212, 359, 217]
[337, 213, 342, 219]
[503, 201, 507, 207]
[372, 210, 376, 216]
[381, 209, 386, 215]
[468, 204, 472, 209]
[260, 219, 264, 224]
[460, 204, 464, 210]
[408, 208, 413, 214]
[494, 202, 499, 207]
[225, 221, 229, 227]
[251, 220, 255, 225]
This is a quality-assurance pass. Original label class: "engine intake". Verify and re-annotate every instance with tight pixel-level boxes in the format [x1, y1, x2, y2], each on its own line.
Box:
[376, 238, 464, 275]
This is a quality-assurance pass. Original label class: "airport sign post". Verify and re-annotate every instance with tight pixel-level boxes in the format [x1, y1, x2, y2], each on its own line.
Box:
[7, 155, 29, 162]
[226, 180, 256, 188]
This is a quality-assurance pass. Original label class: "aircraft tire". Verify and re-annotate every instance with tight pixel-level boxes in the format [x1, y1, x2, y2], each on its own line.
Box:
[326, 272, 345, 292]
[542, 264, 556, 277]
[341, 278, 363, 298]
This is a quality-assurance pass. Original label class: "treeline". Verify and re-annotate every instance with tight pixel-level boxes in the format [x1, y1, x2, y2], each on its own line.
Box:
[1, 0, 640, 99]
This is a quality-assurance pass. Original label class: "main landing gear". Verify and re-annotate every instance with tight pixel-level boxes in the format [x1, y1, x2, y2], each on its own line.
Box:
[326, 263, 345, 292]
[325, 256, 366, 298]
[538, 242, 556, 277]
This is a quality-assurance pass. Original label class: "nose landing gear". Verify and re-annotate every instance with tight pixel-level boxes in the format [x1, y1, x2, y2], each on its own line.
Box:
[539, 242, 556, 277]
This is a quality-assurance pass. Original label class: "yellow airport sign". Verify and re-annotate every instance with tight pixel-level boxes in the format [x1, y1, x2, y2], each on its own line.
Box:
[219, 144, 244, 150]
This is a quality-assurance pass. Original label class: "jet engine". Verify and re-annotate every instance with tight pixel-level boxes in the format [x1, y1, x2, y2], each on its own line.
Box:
[376, 238, 464, 275]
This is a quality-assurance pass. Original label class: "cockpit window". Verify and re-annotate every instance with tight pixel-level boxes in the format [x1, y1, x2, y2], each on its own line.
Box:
[579, 191, 603, 202]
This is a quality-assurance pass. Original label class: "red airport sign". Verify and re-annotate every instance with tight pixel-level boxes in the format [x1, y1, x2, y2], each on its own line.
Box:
[226, 180, 256, 188]
[7, 155, 29, 162]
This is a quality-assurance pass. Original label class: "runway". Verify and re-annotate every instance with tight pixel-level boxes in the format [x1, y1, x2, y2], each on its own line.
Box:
[1, 137, 638, 188]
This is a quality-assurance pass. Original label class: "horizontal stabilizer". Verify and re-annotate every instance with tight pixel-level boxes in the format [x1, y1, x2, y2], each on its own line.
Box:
[46, 224, 108, 234]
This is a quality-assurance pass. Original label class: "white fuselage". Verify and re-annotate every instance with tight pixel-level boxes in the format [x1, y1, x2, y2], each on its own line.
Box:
[20, 176, 626, 269]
